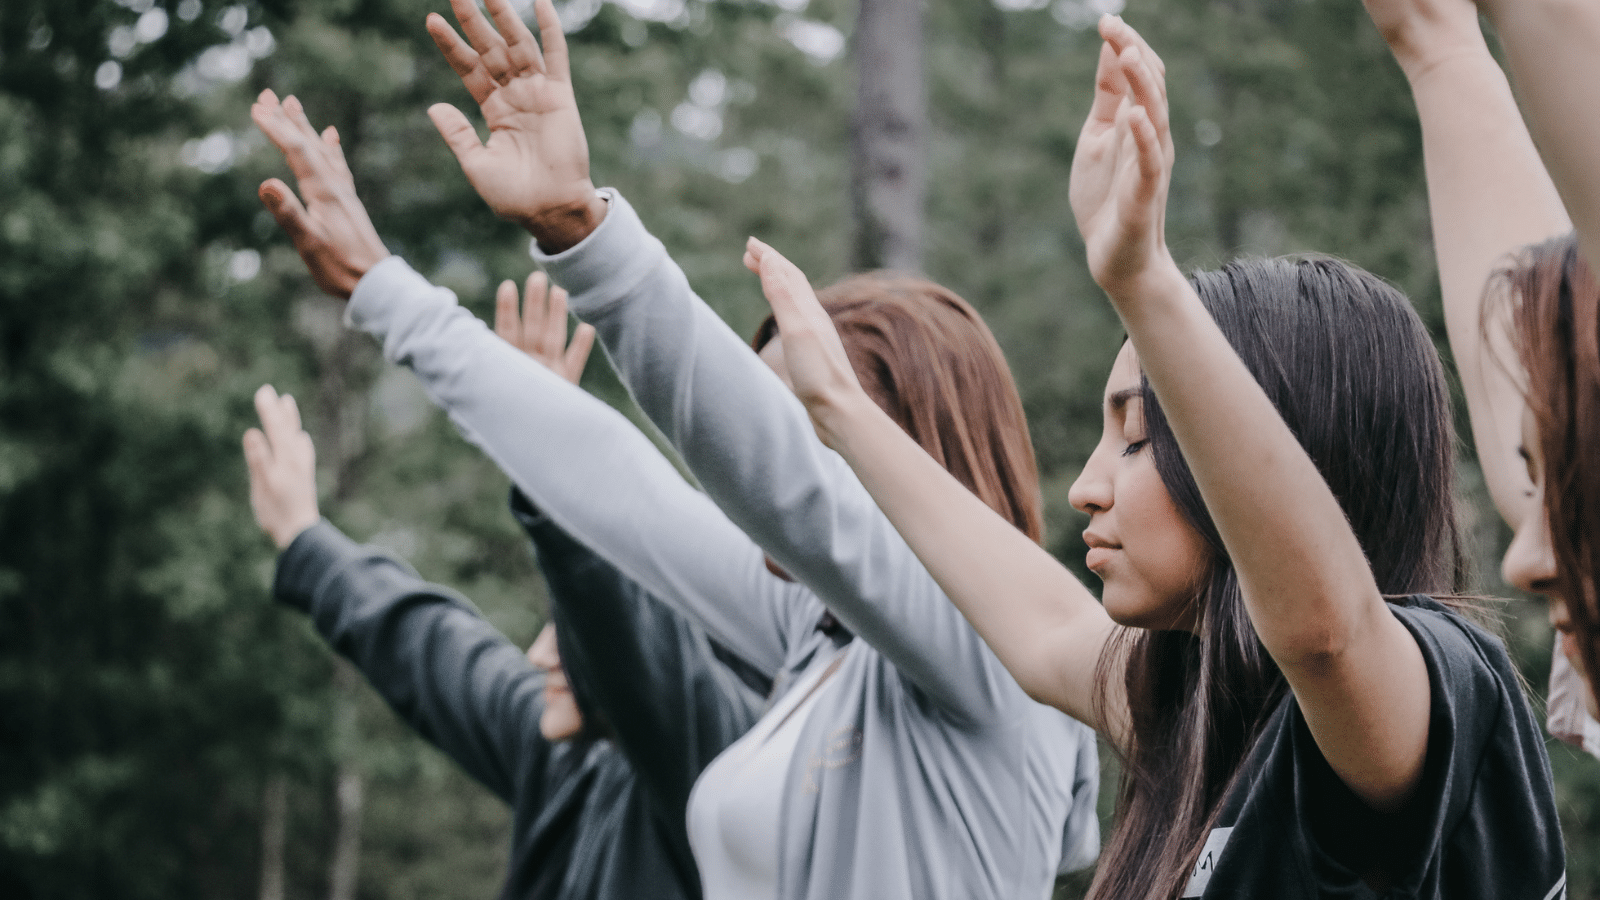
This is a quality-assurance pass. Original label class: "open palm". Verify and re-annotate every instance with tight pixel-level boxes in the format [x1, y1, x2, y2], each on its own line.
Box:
[427, 0, 603, 248]
[1068, 17, 1176, 300]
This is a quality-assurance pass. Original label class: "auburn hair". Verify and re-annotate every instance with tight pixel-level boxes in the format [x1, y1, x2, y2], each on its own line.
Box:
[1497, 232, 1600, 694]
[752, 272, 1044, 543]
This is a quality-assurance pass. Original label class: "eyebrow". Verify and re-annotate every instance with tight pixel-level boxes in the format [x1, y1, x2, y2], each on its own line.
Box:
[1107, 387, 1142, 413]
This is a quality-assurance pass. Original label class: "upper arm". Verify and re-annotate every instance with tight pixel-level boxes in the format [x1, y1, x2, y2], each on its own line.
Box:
[1276, 600, 1432, 813]
[346, 258, 796, 674]
[1482, 0, 1600, 282]
[1399, 43, 1565, 526]
[277, 522, 548, 800]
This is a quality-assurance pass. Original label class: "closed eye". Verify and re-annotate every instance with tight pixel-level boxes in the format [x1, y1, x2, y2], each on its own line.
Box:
[1121, 439, 1148, 457]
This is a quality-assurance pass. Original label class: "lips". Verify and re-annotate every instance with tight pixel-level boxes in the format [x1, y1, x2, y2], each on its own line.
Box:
[1082, 531, 1119, 574]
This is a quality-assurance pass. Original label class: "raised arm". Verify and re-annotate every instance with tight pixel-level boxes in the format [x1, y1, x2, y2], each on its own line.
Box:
[251, 90, 801, 677]
[245, 386, 548, 801]
[741, 239, 1125, 739]
[1476, 0, 1600, 276]
[1070, 18, 1431, 812]
[1362, 0, 1570, 524]
[425, 0, 1067, 726]
[492, 287, 767, 816]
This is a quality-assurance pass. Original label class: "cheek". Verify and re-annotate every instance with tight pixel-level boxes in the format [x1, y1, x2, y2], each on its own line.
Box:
[540, 694, 585, 741]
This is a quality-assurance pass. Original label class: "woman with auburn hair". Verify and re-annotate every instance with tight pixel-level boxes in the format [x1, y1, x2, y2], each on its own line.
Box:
[721, 13, 1562, 899]
[1497, 236, 1600, 729]
[751, 273, 1044, 544]
[248, 3, 1099, 897]
[1358, 0, 1600, 748]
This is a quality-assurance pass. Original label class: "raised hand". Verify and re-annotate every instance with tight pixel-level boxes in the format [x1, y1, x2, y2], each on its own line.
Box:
[493, 270, 597, 385]
[243, 385, 321, 550]
[1068, 16, 1177, 303]
[1361, 0, 1486, 74]
[251, 90, 389, 299]
[426, 0, 607, 252]
[742, 237, 864, 447]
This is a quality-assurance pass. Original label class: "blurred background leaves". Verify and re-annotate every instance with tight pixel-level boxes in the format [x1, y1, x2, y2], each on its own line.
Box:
[0, 0, 1591, 897]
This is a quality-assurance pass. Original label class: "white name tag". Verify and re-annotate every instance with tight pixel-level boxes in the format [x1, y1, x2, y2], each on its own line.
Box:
[1181, 827, 1234, 898]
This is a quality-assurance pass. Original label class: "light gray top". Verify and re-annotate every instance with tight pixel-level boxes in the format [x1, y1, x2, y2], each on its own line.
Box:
[345, 190, 1098, 900]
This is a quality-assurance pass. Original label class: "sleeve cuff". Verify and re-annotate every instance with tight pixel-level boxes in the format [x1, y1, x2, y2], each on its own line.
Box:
[529, 189, 669, 318]
[272, 519, 365, 613]
[344, 255, 442, 336]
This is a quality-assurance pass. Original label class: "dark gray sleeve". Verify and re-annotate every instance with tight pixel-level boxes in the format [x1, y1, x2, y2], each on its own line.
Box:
[510, 489, 765, 823]
[274, 520, 549, 803]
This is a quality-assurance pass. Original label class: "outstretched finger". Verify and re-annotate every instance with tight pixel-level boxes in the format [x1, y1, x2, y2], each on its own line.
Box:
[428, 103, 486, 172]
[1119, 46, 1170, 143]
[495, 279, 522, 347]
[1101, 16, 1166, 101]
[258, 180, 313, 246]
[533, 0, 570, 82]
[484, 0, 546, 75]
[243, 427, 273, 479]
[1087, 39, 1127, 128]
[426, 13, 497, 105]
[524, 271, 555, 359]
[1127, 105, 1164, 207]
[563, 323, 596, 384]
[448, 0, 514, 82]
[539, 280, 572, 364]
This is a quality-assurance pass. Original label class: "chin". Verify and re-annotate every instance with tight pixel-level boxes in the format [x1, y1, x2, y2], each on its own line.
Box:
[1103, 588, 1196, 632]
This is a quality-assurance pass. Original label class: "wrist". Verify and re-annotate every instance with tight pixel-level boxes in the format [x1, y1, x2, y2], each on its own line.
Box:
[1388, 31, 1490, 83]
[1103, 256, 1191, 321]
[522, 187, 608, 254]
[811, 387, 880, 458]
[273, 513, 320, 551]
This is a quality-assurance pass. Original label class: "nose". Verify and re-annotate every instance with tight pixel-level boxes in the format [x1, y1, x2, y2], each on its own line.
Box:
[1069, 441, 1114, 515]
[1502, 506, 1559, 596]
[526, 623, 561, 671]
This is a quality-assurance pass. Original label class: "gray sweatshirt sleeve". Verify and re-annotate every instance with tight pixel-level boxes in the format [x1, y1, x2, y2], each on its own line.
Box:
[537, 191, 1029, 727]
[344, 256, 797, 676]
[272, 520, 547, 802]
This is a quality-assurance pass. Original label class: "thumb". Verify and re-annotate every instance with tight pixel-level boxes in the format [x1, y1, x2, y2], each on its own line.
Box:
[259, 179, 312, 244]
[428, 103, 484, 173]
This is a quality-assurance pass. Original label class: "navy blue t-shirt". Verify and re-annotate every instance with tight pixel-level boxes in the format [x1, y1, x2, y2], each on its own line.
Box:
[1184, 596, 1566, 899]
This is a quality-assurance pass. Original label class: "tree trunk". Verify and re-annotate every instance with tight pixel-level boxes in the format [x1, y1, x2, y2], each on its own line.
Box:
[258, 773, 288, 900]
[850, 0, 927, 273]
[326, 663, 365, 900]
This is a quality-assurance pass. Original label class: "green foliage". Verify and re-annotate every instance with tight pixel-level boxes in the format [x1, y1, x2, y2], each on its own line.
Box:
[2, 0, 1596, 897]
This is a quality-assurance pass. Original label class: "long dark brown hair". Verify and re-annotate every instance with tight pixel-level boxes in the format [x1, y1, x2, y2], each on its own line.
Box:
[1088, 257, 1464, 900]
[753, 272, 1045, 542]
[1498, 232, 1600, 694]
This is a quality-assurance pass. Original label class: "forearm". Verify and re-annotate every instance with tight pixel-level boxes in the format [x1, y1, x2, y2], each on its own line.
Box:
[1404, 45, 1568, 521]
[1480, 0, 1600, 274]
[1116, 265, 1383, 658]
[823, 391, 1120, 735]
[274, 520, 541, 799]
[545, 192, 1029, 721]
[345, 257, 791, 675]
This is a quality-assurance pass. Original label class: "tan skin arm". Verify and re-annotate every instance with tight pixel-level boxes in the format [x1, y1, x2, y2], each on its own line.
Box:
[1361, 0, 1569, 528]
[751, 17, 1431, 812]
[742, 236, 1129, 744]
[1475, 0, 1600, 280]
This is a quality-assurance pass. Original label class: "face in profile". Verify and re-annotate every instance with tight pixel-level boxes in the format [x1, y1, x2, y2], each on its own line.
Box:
[1502, 407, 1600, 718]
[526, 624, 585, 741]
[1068, 343, 1209, 631]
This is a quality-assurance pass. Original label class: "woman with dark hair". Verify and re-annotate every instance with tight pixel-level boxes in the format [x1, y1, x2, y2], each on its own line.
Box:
[729, 16, 1564, 899]
[248, 2, 1100, 896]
[1358, 0, 1600, 748]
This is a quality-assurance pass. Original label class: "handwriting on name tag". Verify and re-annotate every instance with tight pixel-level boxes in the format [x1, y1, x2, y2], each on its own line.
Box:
[1181, 827, 1234, 898]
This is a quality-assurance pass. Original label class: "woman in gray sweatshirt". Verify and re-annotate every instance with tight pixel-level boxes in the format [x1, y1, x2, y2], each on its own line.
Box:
[247, 2, 1101, 896]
